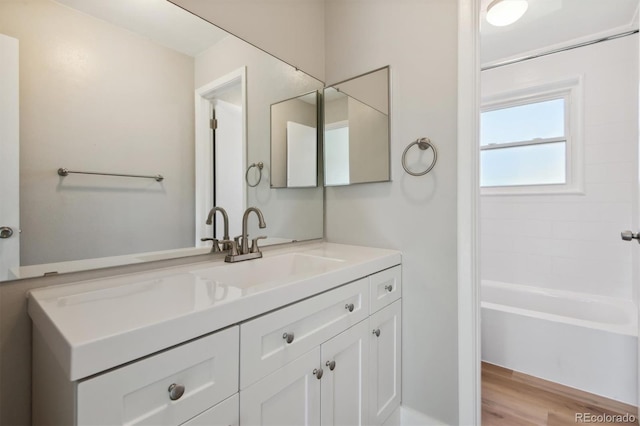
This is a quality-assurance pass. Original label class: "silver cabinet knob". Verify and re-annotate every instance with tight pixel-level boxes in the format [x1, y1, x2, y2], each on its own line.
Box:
[384, 284, 393, 292]
[345, 303, 355, 312]
[168, 383, 185, 401]
[372, 329, 381, 337]
[282, 332, 294, 344]
[621, 231, 640, 243]
[325, 360, 336, 371]
[313, 368, 324, 379]
[0, 227, 14, 239]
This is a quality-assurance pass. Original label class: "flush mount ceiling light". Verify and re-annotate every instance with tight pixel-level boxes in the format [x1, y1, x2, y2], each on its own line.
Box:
[486, 0, 529, 27]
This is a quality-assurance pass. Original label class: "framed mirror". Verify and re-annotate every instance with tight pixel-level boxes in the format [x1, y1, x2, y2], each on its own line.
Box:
[323, 66, 390, 186]
[270, 91, 319, 188]
[0, 0, 324, 281]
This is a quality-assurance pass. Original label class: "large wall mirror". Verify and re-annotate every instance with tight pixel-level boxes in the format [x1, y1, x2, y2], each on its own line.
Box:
[0, 0, 324, 281]
[323, 66, 390, 186]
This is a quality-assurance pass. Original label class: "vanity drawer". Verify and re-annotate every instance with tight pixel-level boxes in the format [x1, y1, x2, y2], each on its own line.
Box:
[370, 266, 401, 314]
[182, 393, 239, 426]
[240, 278, 369, 389]
[77, 326, 239, 425]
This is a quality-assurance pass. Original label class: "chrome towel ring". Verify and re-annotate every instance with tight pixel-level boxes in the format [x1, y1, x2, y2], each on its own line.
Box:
[401, 137, 437, 176]
[245, 162, 264, 187]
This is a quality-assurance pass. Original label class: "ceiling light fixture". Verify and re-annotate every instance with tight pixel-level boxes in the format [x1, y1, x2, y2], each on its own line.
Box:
[486, 0, 529, 27]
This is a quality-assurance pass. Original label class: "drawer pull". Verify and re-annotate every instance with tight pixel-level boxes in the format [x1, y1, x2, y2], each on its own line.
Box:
[326, 360, 336, 371]
[313, 368, 324, 379]
[372, 328, 381, 337]
[168, 383, 185, 401]
[282, 332, 295, 344]
[385, 284, 393, 292]
[345, 303, 355, 312]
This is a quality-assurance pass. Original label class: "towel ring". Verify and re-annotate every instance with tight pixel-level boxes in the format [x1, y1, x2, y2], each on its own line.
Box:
[245, 162, 264, 187]
[402, 138, 437, 176]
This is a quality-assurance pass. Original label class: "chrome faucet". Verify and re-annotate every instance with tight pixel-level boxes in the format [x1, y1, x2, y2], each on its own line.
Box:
[222, 207, 267, 262]
[201, 206, 230, 253]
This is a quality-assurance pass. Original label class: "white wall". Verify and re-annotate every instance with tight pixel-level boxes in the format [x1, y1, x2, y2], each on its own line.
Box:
[195, 36, 324, 242]
[481, 35, 639, 300]
[0, 0, 196, 266]
[324, 1, 459, 423]
[171, 0, 325, 81]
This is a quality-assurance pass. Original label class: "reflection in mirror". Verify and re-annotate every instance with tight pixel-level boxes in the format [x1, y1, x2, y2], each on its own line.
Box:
[323, 66, 390, 186]
[0, 0, 324, 281]
[270, 92, 319, 188]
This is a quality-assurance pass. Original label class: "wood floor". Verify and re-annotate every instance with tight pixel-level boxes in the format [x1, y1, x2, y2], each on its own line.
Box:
[482, 362, 638, 426]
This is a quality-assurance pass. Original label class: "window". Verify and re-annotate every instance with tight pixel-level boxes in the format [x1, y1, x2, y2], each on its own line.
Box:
[480, 78, 583, 195]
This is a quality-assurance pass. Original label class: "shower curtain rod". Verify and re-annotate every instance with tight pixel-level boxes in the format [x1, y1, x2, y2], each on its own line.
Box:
[481, 29, 639, 71]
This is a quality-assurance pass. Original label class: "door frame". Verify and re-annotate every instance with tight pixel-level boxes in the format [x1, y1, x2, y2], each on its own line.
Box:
[0, 34, 20, 281]
[194, 67, 247, 246]
[457, 0, 481, 424]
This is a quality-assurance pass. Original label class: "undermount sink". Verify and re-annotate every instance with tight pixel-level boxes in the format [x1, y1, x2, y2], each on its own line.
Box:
[190, 252, 346, 291]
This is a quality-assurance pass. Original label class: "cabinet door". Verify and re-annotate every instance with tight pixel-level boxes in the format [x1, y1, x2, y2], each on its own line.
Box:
[240, 348, 321, 426]
[320, 320, 370, 426]
[369, 300, 401, 426]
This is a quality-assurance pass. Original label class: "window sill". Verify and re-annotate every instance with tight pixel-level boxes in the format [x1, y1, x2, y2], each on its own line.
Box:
[481, 184, 585, 196]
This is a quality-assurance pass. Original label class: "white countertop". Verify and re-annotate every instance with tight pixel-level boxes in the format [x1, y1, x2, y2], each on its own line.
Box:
[28, 242, 401, 381]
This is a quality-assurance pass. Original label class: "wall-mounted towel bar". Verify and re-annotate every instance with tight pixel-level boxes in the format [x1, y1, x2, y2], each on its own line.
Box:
[401, 138, 437, 176]
[57, 168, 164, 182]
[245, 162, 263, 187]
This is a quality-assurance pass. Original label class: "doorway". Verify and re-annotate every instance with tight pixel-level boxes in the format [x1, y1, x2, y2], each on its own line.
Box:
[195, 67, 246, 244]
[477, 0, 639, 422]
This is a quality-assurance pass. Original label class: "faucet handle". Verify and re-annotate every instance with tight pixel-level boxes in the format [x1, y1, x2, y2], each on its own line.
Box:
[219, 239, 239, 256]
[250, 236, 267, 253]
[200, 238, 221, 253]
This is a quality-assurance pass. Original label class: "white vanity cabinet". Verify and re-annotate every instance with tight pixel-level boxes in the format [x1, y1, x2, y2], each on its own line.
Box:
[29, 243, 402, 426]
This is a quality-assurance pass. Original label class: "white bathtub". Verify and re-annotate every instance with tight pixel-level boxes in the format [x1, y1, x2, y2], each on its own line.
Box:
[481, 280, 638, 405]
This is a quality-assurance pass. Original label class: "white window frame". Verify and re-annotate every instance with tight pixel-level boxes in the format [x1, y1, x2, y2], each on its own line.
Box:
[480, 76, 584, 196]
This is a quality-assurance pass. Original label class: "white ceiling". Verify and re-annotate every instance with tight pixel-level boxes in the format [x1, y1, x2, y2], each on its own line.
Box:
[53, 0, 228, 57]
[480, 0, 639, 66]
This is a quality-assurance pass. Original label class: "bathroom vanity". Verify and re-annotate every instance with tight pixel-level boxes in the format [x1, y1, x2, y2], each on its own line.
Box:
[29, 243, 402, 425]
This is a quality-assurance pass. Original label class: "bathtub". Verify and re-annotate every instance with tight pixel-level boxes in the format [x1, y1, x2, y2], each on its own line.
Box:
[481, 280, 638, 405]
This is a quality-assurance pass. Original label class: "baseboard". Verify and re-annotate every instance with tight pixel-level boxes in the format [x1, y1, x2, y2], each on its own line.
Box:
[383, 405, 449, 426]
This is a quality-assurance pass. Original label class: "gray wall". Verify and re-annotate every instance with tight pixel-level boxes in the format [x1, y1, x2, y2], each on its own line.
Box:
[324, 0, 460, 423]
[1, 0, 196, 266]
